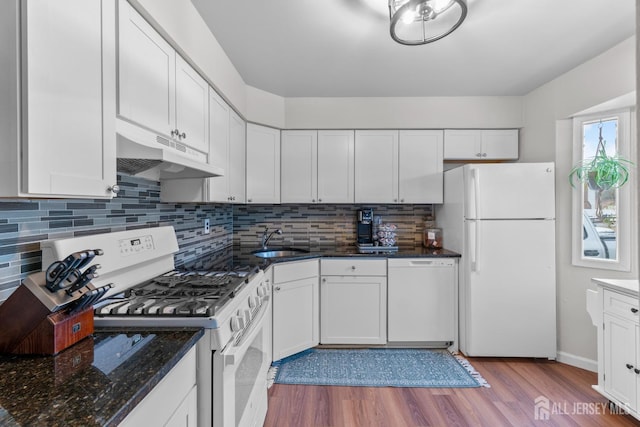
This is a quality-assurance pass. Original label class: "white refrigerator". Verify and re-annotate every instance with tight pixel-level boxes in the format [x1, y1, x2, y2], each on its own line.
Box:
[436, 162, 556, 358]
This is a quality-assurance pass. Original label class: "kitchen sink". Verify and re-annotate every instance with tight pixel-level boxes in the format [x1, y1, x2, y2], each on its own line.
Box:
[251, 247, 310, 259]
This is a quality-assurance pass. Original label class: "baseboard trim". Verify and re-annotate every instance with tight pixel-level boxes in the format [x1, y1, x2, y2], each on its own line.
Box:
[556, 351, 597, 372]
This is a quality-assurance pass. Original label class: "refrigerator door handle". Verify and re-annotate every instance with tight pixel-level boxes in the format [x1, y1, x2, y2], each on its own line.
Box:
[469, 220, 479, 272]
[471, 167, 480, 219]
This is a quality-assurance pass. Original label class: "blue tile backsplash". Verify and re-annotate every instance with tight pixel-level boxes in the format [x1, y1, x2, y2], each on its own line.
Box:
[0, 173, 435, 302]
[0, 174, 232, 300]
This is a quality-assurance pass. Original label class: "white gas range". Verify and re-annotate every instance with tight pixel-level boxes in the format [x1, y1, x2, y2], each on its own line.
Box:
[41, 226, 272, 427]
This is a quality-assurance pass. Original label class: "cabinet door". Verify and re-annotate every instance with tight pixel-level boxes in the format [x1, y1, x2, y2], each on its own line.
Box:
[208, 89, 231, 202]
[398, 130, 443, 203]
[165, 385, 198, 427]
[281, 130, 318, 203]
[246, 124, 280, 203]
[23, 0, 116, 198]
[175, 55, 209, 153]
[320, 276, 387, 344]
[355, 130, 398, 203]
[388, 260, 455, 342]
[443, 130, 481, 160]
[118, 0, 175, 137]
[603, 313, 637, 409]
[317, 130, 354, 203]
[273, 278, 319, 361]
[481, 129, 519, 160]
[228, 110, 246, 203]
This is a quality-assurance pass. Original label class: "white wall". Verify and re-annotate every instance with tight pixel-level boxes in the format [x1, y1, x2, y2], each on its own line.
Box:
[522, 36, 637, 370]
[284, 96, 523, 129]
[246, 86, 286, 129]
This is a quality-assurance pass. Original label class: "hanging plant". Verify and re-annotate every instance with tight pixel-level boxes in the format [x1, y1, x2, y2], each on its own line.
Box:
[569, 123, 633, 190]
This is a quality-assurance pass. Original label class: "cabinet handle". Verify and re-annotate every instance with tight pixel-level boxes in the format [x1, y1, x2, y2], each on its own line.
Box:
[482, 153, 487, 157]
[626, 363, 634, 370]
[635, 368, 640, 375]
[274, 286, 281, 291]
[351, 266, 356, 271]
[631, 308, 638, 314]
[247, 199, 252, 203]
[475, 153, 482, 157]
[312, 199, 316, 203]
[322, 278, 326, 283]
[318, 198, 322, 202]
[108, 185, 120, 194]
[400, 199, 405, 203]
[171, 129, 180, 138]
[393, 199, 397, 202]
[179, 132, 186, 139]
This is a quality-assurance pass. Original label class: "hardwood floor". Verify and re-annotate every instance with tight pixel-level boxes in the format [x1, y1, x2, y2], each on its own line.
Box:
[264, 357, 640, 426]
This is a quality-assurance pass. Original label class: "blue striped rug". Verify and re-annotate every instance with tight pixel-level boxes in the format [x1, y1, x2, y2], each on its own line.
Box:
[271, 348, 489, 388]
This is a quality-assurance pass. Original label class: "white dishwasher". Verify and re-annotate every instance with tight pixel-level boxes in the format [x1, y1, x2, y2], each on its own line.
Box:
[387, 258, 457, 347]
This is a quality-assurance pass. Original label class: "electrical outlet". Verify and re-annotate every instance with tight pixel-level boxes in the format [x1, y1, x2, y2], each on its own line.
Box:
[204, 218, 210, 234]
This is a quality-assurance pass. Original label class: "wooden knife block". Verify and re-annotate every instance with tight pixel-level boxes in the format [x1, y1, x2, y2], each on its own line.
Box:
[0, 284, 94, 355]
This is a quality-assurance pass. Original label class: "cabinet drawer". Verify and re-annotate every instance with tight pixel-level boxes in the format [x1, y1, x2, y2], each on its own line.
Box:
[321, 259, 386, 276]
[603, 289, 639, 323]
[273, 259, 318, 284]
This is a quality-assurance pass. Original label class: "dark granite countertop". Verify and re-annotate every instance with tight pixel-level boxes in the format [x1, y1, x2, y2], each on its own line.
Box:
[0, 327, 203, 427]
[178, 243, 460, 271]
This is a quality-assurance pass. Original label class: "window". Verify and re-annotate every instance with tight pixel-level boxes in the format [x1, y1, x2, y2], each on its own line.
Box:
[572, 109, 634, 271]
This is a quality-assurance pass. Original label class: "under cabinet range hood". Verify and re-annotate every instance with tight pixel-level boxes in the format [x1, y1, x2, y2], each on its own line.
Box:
[115, 118, 224, 180]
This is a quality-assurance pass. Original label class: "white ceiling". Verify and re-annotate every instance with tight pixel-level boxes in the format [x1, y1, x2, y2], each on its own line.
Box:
[191, 0, 635, 98]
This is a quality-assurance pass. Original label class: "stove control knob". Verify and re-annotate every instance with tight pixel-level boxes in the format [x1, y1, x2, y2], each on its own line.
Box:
[248, 296, 259, 308]
[244, 309, 252, 321]
[230, 316, 244, 332]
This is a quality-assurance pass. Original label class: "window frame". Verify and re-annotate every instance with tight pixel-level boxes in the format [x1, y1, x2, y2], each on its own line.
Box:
[571, 108, 634, 271]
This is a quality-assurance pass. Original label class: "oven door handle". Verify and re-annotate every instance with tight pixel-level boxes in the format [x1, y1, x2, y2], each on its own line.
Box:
[222, 295, 270, 367]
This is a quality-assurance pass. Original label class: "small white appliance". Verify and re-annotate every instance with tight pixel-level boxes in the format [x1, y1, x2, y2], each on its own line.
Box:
[41, 226, 271, 427]
[436, 162, 557, 358]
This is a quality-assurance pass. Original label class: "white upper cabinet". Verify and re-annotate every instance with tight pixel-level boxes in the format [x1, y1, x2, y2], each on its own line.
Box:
[246, 124, 280, 203]
[118, 0, 208, 154]
[355, 130, 399, 203]
[118, 1, 175, 136]
[226, 110, 246, 203]
[444, 129, 519, 160]
[208, 89, 231, 202]
[281, 131, 318, 203]
[160, 89, 245, 204]
[398, 130, 443, 204]
[281, 130, 355, 204]
[174, 56, 209, 154]
[0, 0, 117, 198]
[355, 130, 443, 203]
[317, 130, 355, 203]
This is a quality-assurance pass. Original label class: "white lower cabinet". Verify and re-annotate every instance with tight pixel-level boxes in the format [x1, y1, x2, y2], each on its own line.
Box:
[320, 259, 387, 345]
[272, 260, 319, 361]
[119, 346, 197, 427]
[588, 283, 640, 420]
[387, 258, 457, 346]
[603, 312, 638, 409]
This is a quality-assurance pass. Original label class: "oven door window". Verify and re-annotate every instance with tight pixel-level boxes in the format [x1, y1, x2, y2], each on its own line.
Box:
[235, 332, 264, 425]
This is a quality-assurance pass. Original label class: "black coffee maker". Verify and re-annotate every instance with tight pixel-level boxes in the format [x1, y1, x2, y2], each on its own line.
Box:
[356, 208, 374, 246]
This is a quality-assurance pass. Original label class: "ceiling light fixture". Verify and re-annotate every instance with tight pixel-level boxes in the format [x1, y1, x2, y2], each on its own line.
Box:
[389, 0, 467, 45]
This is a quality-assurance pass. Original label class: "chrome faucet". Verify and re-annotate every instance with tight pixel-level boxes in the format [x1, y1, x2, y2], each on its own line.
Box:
[261, 227, 282, 249]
